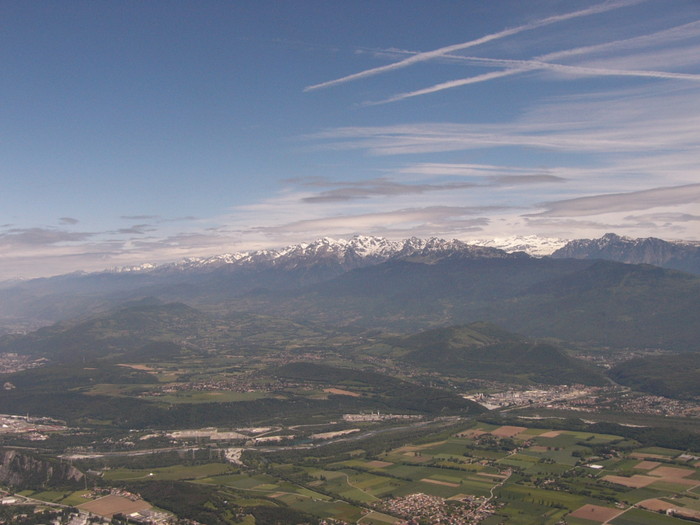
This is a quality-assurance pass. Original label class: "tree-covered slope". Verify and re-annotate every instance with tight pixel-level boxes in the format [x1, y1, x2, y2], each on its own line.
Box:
[271, 362, 485, 415]
[248, 258, 700, 351]
[500, 261, 700, 350]
[609, 352, 700, 399]
[0, 301, 207, 362]
[393, 323, 606, 385]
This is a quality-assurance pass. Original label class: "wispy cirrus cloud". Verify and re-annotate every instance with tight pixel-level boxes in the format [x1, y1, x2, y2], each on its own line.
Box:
[311, 121, 661, 155]
[254, 205, 497, 236]
[301, 75, 700, 242]
[311, 84, 700, 157]
[114, 224, 156, 235]
[121, 214, 160, 221]
[298, 178, 477, 203]
[531, 183, 700, 217]
[304, 0, 643, 92]
[394, 162, 567, 181]
[523, 216, 656, 234]
[623, 212, 700, 224]
[0, 227, 94, 247]
[285, 170, 564, 204]
[494, 175, 565, 185]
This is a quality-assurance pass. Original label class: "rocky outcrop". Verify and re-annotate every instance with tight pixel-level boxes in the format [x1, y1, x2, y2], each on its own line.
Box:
[0, 449, 83, 489]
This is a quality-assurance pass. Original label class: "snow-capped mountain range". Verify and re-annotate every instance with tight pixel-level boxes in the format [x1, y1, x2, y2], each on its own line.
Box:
[112, 235, 564, 275]
[470, 235, 568, 257]
[1, 232, 699, 333]
[109, 232, 700, 278]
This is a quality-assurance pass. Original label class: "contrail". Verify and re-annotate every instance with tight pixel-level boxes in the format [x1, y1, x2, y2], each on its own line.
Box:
[304, 0, 644, 92]
[540, 19, 700, 62]
[366, 18, 700, 103]
[363, 69, 529, 106]
[370, 58, 700, 105]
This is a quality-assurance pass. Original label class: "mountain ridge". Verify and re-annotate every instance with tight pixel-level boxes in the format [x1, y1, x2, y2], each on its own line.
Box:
[1, 233, 699, 344]
[552, 232, 700, 275]
[3, 233, 698, 286]
[84, 232, 700, 278]
[109, 235, 527, 276]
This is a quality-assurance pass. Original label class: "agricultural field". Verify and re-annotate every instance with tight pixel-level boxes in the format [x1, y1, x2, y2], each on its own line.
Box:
[142, 421, 699, 524]
[6, 417, 700, 524]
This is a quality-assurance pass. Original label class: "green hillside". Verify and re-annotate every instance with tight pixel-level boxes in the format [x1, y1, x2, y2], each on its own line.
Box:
[0, 301, 208, 362]
[501, 261, 700, 350]
[271, 362, 485, 415]
[236, 258, 700, 351]
[609, 352, 700, 399]
[395, 323, 607, 386]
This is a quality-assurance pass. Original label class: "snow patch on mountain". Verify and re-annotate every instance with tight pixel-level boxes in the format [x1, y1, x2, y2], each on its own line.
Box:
[470, 235, 568, 256]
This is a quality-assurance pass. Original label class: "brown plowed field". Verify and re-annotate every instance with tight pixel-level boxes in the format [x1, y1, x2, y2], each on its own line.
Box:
[78, 495, 150, 518]
[490, 426, 527, 438]
[602, 474, 656, 488]
[634, 460, 661, 470]
[569, 504, 624, 523]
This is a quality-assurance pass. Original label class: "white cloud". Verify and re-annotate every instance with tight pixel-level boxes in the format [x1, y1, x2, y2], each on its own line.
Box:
[531, 183, 700, 217]
[0, 227, 94, 248]
[312, 83, 700, 158]
[253, 205, 494, 237]
[623, 212, 700, 224]
[299, 179, 478, 203]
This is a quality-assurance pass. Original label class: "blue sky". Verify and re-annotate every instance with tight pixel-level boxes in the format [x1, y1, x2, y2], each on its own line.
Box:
[2, 0, 700, 279]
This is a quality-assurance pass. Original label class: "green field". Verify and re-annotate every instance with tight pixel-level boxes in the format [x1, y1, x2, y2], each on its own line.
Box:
[611, 508, 691, 525]
[103, 462, 233, 481]
[12, 418, 700, 524]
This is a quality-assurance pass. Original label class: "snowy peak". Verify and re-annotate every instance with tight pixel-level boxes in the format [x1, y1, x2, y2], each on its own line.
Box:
[551, 233, 700, 275]
[470, 235, 568, 257]
[111, 233, 700, 279]
[347, 235, 400, 257]
[111, 235, 528, 276]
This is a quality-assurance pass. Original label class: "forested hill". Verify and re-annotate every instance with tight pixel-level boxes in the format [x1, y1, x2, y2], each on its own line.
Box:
[391, 323, 607, 386]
